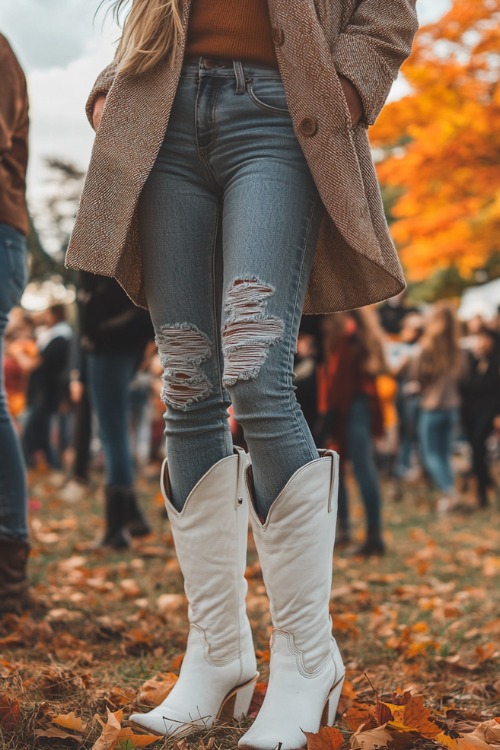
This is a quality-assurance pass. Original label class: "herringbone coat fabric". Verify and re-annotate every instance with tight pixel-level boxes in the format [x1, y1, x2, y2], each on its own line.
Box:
[66, 0, 418, 313]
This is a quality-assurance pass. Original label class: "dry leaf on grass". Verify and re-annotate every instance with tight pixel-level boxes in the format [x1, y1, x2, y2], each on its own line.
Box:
[136, 672, 178, 707]
[0, 658, 17, 677]
[92, 708, 124, 750]
[0, 692, 20, 732]
[46, 607, 82, 622]
[52, 710, 87, 732]
[157, 593, 185, 614]
[475, 643, 498, 663]
[113, 727, 159, 747]
[383, 695, 441, 739]
[304, 725, 344, 750]
[170, 653, 185, 671]
[344, 703, 378, 732]
[24, 665, 91, 697]
[106, 685, 138, 708]
[92, 709, 159, 750]
[120, 579, 142, 598]
[470, 717, 500, 748]
[350, 725, 394, 749]
[35, 726, 84, 741]
[35, 710, 87, 742]
[337, 680, 358, 715]
[436, 730, 492, 749]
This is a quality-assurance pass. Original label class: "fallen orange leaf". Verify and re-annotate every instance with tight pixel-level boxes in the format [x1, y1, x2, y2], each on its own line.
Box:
[169, 653, 185, 671]
[92, 709, 123, 750]
[35, 726, 84, 741]
[304, 725, 344, 750]
[52, 710, 87, 732]
[337, 680, 357, 716]
[383, 695, 441, 739]
[436, 730, 492, 750]
[0, 693, 20, 732]
[475, 642, 498, 663]
[349, 725, 394, 749]
[136, 672, 178, 707]
[344, 703, 377, 732]
[399, 695, 441, 738]
[116, 727, 161, 747]
[468, 717, 500, 747]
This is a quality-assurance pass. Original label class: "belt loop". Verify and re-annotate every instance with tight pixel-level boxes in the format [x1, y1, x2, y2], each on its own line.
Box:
[233, 60, 246, 94]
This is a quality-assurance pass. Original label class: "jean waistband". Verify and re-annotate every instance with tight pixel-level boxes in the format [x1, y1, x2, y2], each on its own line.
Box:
[182, 57, 282, 79]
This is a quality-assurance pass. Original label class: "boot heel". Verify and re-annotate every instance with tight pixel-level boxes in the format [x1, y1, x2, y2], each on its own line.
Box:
[219, 673, 259, 722]
[321, 674, 345, 726]
[233, 673, 258, 719]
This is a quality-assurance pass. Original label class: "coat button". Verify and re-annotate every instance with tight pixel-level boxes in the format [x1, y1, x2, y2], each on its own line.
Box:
[299, 117, 318, 137]
[272, 27, 285, 46]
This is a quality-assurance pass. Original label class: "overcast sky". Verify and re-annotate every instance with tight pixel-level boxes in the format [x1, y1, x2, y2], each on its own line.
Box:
[0, 0, 451, 201]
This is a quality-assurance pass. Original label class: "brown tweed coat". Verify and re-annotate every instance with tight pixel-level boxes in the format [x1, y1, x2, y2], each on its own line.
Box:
[66, 0, 418, 313]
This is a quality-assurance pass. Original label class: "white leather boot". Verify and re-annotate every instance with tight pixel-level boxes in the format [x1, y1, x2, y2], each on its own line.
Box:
[130, 447, 258, 737]
[239, 450, 345, 750]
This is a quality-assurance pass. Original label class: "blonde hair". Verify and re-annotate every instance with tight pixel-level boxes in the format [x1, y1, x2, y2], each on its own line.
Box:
[107, 0, 183, 75]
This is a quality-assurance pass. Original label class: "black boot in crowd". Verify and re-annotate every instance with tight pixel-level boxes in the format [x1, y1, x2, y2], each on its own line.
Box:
[127, 490, 152, 538]
[99, 486, 152, 549]
[0, 537, 32, 615]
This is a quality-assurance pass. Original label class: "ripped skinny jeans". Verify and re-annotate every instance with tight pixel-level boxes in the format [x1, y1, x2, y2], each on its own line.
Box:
[139, 59, 324, 515]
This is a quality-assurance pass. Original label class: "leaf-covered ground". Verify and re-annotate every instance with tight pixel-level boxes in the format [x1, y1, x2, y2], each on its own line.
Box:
[1, 467, 499, 749]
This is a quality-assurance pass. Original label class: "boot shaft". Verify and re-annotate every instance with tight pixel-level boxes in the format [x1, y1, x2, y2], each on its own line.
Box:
[247, 451, 339, 671]
[161, 447, 252, 662]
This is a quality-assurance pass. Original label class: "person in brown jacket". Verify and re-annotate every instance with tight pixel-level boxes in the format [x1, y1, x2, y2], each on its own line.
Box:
[67, 1, 419, 745]
[0, 33, 31, 615]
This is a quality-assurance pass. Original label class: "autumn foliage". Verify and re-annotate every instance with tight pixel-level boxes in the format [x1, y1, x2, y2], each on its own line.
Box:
[371, 0, 500, 282]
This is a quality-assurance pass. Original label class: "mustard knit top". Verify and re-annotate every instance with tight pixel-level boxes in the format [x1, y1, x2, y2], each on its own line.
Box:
[185, 0, 278, 68]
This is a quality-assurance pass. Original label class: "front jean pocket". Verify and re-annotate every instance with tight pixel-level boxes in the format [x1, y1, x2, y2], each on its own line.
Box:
[245, 77, 289, 115]
[0, 231, 28, 313]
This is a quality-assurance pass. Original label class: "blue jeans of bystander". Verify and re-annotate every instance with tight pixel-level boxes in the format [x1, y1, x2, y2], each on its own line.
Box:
[87, 351, 142, 488]
[0, 222, 28, 541]
[419, 408, 458, 493]
[338, 394, 383, 539]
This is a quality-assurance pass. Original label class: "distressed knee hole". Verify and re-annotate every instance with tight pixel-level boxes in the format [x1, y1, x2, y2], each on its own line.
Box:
[222, 277, 284, 387]
[155, 323, 213, 410]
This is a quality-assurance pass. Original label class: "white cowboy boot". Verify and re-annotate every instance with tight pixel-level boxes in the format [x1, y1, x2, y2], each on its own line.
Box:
[130, 447, 258, 737]
[239, 450, 345, 750]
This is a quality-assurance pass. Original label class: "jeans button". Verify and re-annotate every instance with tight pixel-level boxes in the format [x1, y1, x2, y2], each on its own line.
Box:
[299, 117, 318, 137]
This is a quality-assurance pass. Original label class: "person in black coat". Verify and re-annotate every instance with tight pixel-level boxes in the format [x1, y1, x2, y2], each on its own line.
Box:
[23, 304, 72, 469]
[77, 271, 154, 547]
[460, 327, 500, 507]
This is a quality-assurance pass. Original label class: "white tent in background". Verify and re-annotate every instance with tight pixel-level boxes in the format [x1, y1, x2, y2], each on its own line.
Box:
[458, 278, 500, 322]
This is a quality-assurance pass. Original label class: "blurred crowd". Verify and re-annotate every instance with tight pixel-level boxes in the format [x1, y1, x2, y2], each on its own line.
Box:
[4, 284, 500, 557]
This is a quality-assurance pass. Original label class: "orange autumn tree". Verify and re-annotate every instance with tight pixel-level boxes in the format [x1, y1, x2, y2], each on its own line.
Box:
[371, 0, 500, 285]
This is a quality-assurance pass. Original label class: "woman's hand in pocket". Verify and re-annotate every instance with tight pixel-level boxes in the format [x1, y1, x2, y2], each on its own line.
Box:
[338, 75, 364, 127]
[92, 94, 108, 131]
